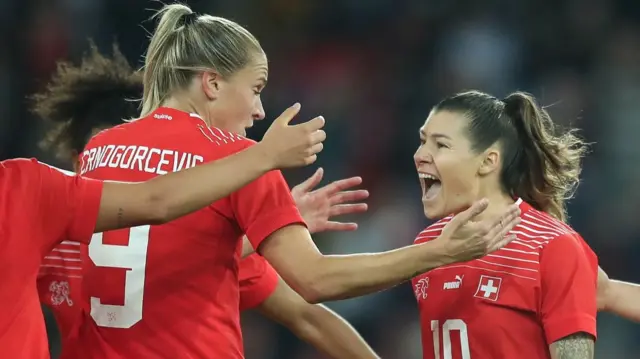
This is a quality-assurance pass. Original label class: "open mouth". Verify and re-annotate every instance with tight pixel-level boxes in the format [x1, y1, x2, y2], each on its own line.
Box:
[419, 173, 441, 201]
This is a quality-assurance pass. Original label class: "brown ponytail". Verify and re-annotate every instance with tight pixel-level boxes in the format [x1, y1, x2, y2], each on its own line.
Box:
[501, 92, 586, 221]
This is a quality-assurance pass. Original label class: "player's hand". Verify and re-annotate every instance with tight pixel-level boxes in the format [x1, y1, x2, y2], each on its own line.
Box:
[291, 168, 369, 233]
[437, 199, 520, 264]
[259, 103, 326, 169]
[597, 266, 611, 311]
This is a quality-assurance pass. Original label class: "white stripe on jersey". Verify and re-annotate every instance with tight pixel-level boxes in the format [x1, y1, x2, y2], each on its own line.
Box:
[414, 202, 577, 280]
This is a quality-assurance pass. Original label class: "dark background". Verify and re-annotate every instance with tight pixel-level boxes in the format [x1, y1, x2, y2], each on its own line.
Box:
[2, 0, 639, 357]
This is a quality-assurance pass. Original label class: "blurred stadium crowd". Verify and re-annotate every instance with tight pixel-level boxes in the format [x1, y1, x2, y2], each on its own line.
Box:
[1, 0, 639, 357]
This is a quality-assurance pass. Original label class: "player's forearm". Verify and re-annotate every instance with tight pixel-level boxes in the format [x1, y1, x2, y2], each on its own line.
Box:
[291, 304, 379, 359]
[96, 145, 272, 231]
[303, 241, 449, 303]
[549, 332, 594, 359]
[603, 280, 640, 322]
[262, 225, 451, 304]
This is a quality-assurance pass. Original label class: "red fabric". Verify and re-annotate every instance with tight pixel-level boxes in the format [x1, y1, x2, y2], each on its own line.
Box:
[70, 107, 303, 359]
[239, 254, 279, 311]
[412, 200, 597, 359]
[0, 159, 102, 359]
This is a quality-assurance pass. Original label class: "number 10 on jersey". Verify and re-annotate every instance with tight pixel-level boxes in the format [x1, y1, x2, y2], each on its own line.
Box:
[431, 319, 471, 359]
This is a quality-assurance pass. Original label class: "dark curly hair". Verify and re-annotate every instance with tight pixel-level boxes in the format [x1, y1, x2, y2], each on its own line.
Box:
[32, 42, 143, 161]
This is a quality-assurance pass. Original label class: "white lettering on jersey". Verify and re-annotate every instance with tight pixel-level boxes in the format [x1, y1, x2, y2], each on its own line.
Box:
[443, 275, 464, 290]
[153, 113, 172, 121]
[80, 145, 204, 175]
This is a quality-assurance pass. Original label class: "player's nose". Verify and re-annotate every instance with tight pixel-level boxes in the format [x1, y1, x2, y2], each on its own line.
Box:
[413, 146, 432, 166]
[253, 98, 265, 121]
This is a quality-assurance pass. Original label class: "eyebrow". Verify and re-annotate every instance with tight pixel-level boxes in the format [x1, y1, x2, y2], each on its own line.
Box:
[419, 130, 451, 140]
[430, 133, 451, 140]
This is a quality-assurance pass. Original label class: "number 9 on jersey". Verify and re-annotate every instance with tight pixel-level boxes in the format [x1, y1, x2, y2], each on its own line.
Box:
[89, 225, 150, 329]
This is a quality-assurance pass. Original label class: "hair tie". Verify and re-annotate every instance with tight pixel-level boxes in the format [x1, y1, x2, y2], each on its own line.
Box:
[501, 96, 518, 117]
[181, 12, 198, 27]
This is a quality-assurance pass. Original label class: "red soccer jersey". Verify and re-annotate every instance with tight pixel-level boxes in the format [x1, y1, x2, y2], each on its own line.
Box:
[37, 240, 86, 353]
[0, 159, 102, 359]
[411, 199, 598, 359]
[70, 107, 304, 359]
[239, 253, 279, 311]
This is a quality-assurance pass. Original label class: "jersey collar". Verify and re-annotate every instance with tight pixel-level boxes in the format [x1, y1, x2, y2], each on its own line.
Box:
[515, 197, 532, 214]
[150, 107, 209, 127]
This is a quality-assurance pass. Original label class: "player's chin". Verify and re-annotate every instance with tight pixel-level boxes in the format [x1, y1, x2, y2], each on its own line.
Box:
[422, 199, 446, 220]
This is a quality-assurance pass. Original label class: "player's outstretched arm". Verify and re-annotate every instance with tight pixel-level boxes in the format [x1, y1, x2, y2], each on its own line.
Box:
[597, 266, 640, 322]
[94, 104, 326, 232]
[549, 333, 594, 359]
[258, 278, 380, 359]
[260, 199, 520, 303]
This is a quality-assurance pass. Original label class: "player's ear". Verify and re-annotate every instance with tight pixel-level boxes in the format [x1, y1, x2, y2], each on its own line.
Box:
[201, 72, 221, 101]
[477, 147, 500, 177]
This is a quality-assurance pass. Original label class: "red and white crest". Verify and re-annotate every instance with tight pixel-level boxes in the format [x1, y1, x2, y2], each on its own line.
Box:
[474, 275, 502, 302]
[49, 280, 73, 306]
[414, 277, 430, 300]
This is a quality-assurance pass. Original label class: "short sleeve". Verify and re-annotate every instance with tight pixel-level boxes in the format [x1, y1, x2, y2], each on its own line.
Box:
[540, 233, 598, 344]
[239, 254, 279, 310]
[229, 154, 305, 250]
[35, 160, 104, 247]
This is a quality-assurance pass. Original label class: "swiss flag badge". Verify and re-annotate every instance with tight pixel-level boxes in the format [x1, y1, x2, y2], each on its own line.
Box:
[473, 275, 502, 301]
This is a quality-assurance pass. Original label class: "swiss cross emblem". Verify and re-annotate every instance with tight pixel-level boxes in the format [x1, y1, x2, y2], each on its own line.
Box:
[474, 275, 502, 301]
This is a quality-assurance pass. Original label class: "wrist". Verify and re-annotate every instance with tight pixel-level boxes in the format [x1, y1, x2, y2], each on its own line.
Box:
[418, 240, 453, 268]
[249, 142, 278, 172]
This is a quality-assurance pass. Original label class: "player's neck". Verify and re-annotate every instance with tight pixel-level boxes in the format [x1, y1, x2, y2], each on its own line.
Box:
[162, 97, 212, 127]
[472, 191, 517, 222]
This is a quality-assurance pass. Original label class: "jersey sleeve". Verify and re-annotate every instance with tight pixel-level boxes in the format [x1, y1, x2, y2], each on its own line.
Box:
[238, 254, 279, 311]
[228, 142, 305, 250]
[34, 160, 104, 247]
[539, 233, 598, 344]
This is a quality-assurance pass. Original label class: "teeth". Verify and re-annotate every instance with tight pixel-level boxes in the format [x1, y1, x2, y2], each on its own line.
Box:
[419, 173, 438, 181]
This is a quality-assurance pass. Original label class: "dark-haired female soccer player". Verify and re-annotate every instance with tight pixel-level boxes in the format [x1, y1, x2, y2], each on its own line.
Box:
[411, 90, 597, 359]
[34, 43, 380, 358]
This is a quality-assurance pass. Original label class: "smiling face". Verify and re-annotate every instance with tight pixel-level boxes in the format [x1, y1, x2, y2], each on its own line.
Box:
[203, 52, 268, 136]
[414, 110, 486, 219]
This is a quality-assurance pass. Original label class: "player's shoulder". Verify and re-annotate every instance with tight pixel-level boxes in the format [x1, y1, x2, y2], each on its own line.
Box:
[414, 215, 453, 244]
[517, 206, 593, 255]
[1, 157, 39, 173]
[0, 158, 74, 182]
[519, 206, 577, 241]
